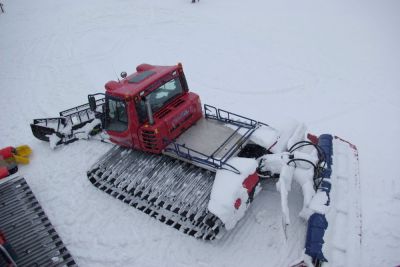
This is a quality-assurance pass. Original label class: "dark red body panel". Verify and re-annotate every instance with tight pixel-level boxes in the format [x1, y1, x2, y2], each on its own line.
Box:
[106, 100, 139, 148]
[242, 172, 260, 193]
[138, 92, 202, 153]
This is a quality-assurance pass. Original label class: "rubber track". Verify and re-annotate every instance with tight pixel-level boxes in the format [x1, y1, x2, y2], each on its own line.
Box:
[0, 177, 77, 266]
[87, 146, 226, 240]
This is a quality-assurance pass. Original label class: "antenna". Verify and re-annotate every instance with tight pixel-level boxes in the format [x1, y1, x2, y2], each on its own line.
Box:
[112, 64, 120, 82]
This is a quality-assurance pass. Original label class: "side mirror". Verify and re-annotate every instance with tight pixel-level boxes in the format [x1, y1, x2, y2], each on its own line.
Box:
[120, 72, 127, 79]
[100, 104, 106, 128]
[88, 95, 97, 112]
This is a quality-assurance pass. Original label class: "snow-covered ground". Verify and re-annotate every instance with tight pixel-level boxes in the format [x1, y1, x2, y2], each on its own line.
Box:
[1, 0, 399, 266]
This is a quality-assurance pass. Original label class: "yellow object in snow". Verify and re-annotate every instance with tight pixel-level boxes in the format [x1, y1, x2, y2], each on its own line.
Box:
[13, 145, 32, 164]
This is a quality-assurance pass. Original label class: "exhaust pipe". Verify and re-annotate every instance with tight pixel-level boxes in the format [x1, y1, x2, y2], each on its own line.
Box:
[144, 97, 154, 125]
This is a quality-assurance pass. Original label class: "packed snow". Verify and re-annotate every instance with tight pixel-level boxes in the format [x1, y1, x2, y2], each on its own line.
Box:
[249, 126, 279, 150]
[1, 0, 400, 266]
[208, 157, 258, 230]
[259, 141, 319, 225]
[309, 191, 329, 215]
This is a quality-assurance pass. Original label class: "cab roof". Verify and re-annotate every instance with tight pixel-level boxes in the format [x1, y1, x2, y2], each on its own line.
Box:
[104, 64, 181, 99]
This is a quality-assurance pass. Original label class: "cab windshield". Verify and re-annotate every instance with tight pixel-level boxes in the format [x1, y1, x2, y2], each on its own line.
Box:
[136, 77, 183, 123]
[105, 96, 128, 132]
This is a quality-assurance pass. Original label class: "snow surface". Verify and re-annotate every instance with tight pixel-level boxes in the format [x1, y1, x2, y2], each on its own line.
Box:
[261, 145, 319, 225]
[1, 0, 400, 266]
[322, 138, 363, 267]
[270, 119, 300, 153]
[276, 164, 295, 225]
[308, 191, 329, 215]
[249, 126, 279, 150]
[74, 118, 102, 139]
[48, 133, 61, 149]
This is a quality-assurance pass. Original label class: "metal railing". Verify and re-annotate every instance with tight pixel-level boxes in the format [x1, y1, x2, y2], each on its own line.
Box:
[164, 104, 266, 174]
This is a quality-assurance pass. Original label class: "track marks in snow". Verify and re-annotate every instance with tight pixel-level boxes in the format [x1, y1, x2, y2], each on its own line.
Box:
[2, 0, 399, 266]
[210, 180, 307, 266]
[193, 79, 308, 96]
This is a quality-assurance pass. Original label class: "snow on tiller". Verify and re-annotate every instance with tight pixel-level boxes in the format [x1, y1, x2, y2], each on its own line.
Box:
[0, 176, 76, 266]
[267, 133, 361, 267]
[300, 135, 361, 267]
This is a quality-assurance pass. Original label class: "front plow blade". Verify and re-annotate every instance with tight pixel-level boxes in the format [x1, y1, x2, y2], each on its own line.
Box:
[30, 97, 105, 147]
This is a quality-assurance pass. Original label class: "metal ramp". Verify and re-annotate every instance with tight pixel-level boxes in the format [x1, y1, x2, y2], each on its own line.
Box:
[0, 176, 77, 266]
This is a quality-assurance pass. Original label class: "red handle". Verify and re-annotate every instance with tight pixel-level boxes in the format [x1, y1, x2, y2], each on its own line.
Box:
[0, 147, 14, 159]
